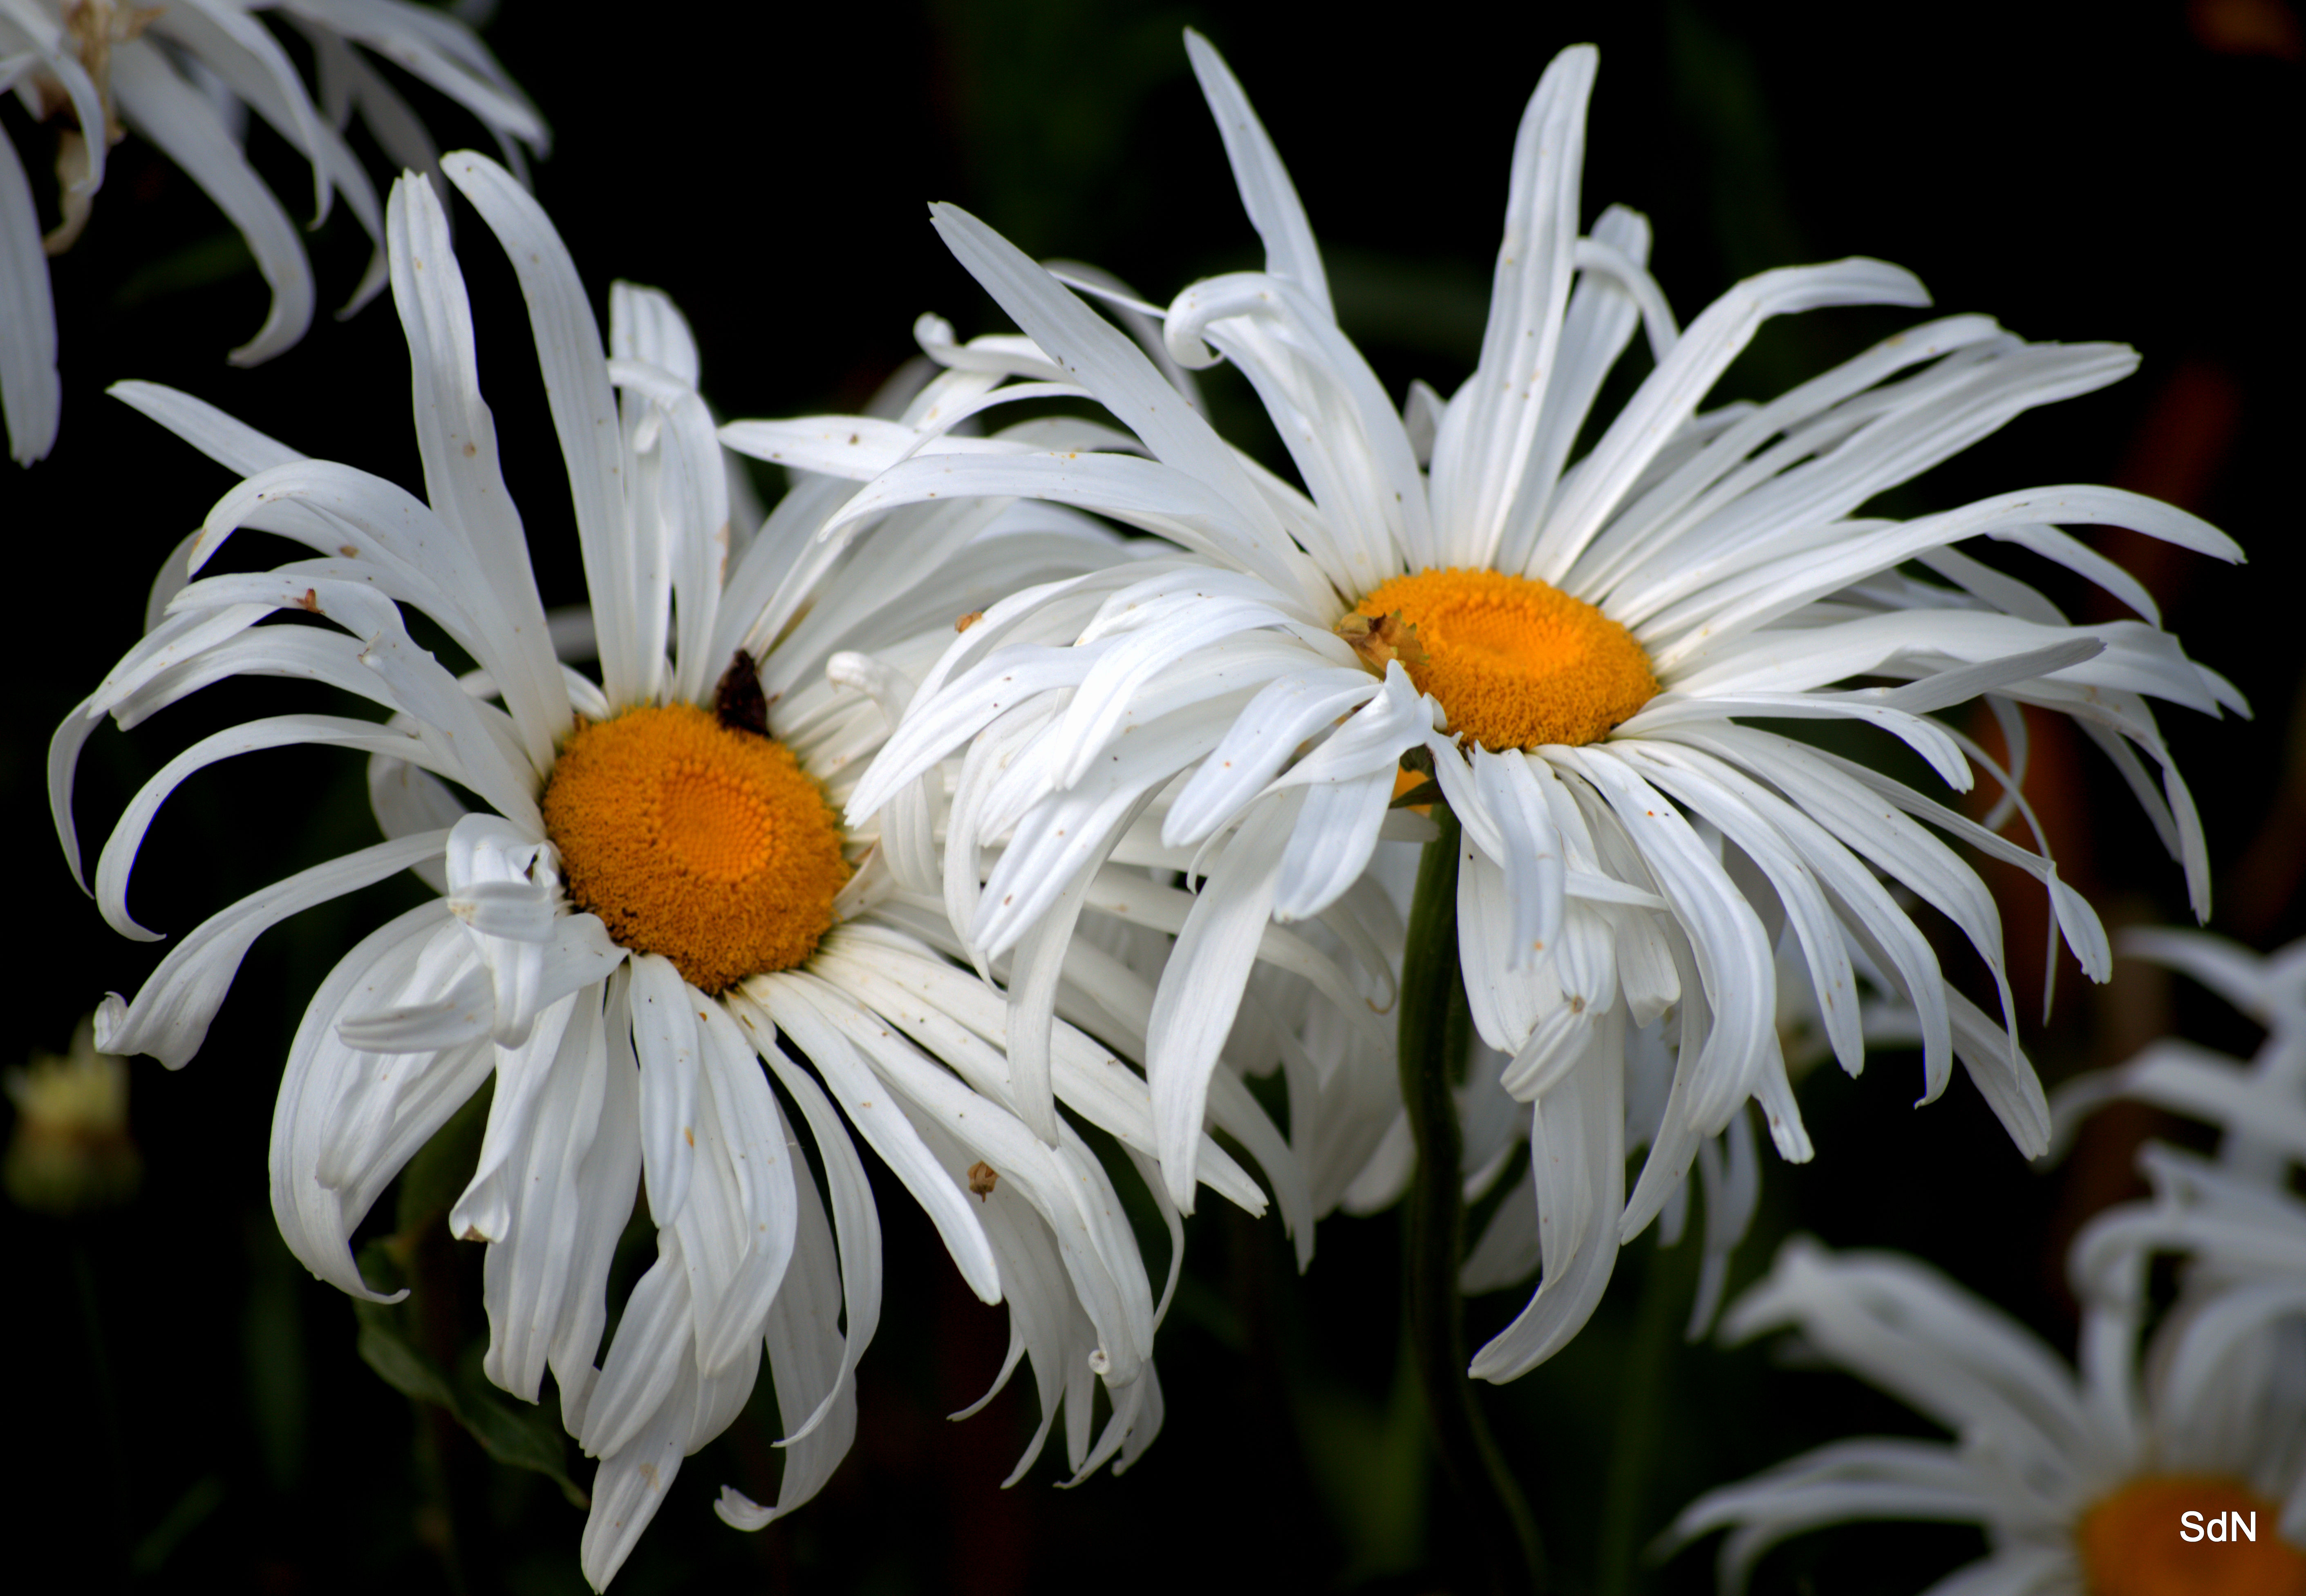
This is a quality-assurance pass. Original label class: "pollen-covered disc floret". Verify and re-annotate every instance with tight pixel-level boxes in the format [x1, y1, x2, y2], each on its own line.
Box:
[543, 703, 849, 994]
[2080, 1478, 2306, 1596]
[1353, 567, 1657, 751]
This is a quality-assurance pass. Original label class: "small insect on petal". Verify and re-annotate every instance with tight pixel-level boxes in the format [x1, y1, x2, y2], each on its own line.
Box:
[714, 648, 771, 736]
[967, 1161, 999, 1201]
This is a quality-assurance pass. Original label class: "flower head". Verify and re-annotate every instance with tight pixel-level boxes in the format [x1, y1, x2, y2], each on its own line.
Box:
[55, 153, 1291, 1586]
[828, 32, 2243, 1377]
[1669, 1226, 2306, 1596]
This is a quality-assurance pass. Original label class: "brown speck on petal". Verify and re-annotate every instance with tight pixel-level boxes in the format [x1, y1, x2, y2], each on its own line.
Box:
[967, 1161, 999, 1200]
[955, 610, 984, 633]
[297, 588, 320, 612]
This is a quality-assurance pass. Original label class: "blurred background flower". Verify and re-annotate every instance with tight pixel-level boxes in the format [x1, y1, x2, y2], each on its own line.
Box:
[6, 1014, 139, 1214]
[0, 0, 544, 464]
[3, 1, 2298, 1592]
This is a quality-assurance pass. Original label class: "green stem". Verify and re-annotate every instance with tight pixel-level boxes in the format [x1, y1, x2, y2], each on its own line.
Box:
[1596, 1238, 1685, 1596]
[410, 1198, 495, 1592]
[1399, 807, 1546, 1595]
[72, 1238, 131, 1570]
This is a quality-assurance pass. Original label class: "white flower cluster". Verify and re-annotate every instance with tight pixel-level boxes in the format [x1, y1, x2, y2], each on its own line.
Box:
[55, 21, 2293, 1595]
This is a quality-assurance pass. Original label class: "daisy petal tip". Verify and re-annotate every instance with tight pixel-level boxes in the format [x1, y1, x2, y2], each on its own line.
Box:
[1163, 1167, 1201, 1219]
[714, 1486, 774, 1532]
[91, 994, 129, 1053]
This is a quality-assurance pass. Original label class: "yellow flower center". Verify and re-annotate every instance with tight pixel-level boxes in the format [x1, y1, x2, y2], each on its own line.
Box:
[1348, 568, 1658, 751]
[540, 703, 850, 995]
[2078, 1476, 2306, 1596]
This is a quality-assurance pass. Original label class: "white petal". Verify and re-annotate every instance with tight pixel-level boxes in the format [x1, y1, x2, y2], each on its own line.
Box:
[1145, 791, 1303, 1209]
[932, 204, 1279, 529]
[99, 830, 448, 1068]
[1471, 1031, 1627, 1380]
[628, 954, 703, 1228]
[439, 152, 663, 710]
[1472, 746, 1565, 970]
[113, 39, 314, 365]
[676, 1000, 799, 1374]
[268, 899, 463, 1297]
[1182, 30, 1331, 320]
[1558, 749, 1773, 1139]
[0, 125, 58, 464]
[1430, 45, 1595, 570]
[713, 1088, 857, 1524]
[1530, 257, 1930, 582]
[579, 1308, 696, 1586]
[384, 171, 568, 762]
[750, 972, 1004, 1305]
[579, 1228, 694, 1460]
[730, 993, 880, 1448]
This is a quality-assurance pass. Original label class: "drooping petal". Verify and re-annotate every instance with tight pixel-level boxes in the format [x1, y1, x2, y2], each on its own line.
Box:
[99, 830, 449, 1067]
[112, 38, 315, 366]
[0, 124, 59, 465]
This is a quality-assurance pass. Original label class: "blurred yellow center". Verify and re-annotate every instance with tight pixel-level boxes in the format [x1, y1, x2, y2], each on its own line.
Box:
[2078, 1477, 2306, 1596]
[541, 704, 849, 995]
[1350, 568, 1657, 751]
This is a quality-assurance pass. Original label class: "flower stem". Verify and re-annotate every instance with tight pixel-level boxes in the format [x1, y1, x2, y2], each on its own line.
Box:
[1399, 806, 1547, 1594]
[1596, 1236, 1685, 1596]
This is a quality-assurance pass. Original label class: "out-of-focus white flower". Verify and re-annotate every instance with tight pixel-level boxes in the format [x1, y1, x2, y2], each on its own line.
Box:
[2, 0, 546, 465]
[2054, 929, 2306, 1190]
[1669, 1226, 2306, 1595]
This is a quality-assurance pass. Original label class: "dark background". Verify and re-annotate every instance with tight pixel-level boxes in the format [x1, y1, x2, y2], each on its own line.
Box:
[3, 0, 2299, 1591]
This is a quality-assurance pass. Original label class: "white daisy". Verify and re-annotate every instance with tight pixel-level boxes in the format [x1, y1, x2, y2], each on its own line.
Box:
[2054, 930, 2306, 1189]
[820, 31, 2242, 1378]
[2, 0, 546, 465]
[1668, 1227, 2306, 1596]
[51, 154, 1290, 1587]
[2050, 929, 2306, 1304]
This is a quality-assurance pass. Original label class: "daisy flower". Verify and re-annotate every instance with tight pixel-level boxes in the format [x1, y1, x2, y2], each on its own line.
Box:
[2051, 929, 2306, 1303]
[830, 32, 2242, 1377]
[1668, 1227, 2306, 1596]
[2054, 930, 2306, 1189]
[52, 154, 1289, 1586]
[2, 0, 546, 465]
